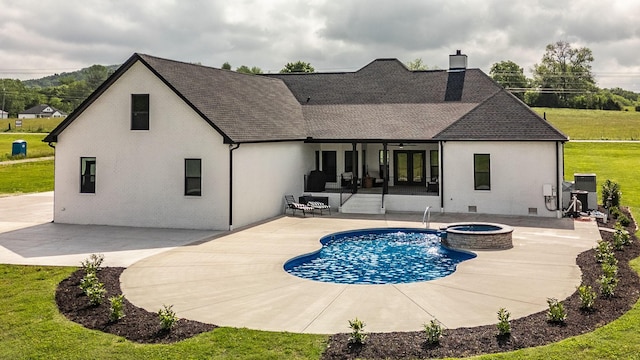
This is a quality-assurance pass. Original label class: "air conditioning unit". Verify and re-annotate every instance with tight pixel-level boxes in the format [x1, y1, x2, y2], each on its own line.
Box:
[574, 173, 597, 211]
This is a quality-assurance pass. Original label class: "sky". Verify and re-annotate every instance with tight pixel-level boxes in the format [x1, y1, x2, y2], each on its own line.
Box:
[1, 0, 639, 92]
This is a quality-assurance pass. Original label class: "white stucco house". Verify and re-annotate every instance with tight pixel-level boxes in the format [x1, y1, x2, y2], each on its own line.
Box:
[44, 51, 568, 230]
[19, 104, 67, 119]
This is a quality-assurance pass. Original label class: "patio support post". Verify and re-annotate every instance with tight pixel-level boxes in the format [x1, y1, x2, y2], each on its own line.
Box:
[351, 142, 357, 194]
[383, 142, 388, 194]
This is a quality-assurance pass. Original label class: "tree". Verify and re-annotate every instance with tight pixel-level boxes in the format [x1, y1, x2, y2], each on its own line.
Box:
[279, 61, 314, 73]
[490, 60, 529, 100]
[84, 65, 109, 89]
[407, 58, 427, 70]
[221, 62, 232, 70]
[236, 65, 263, 74]
[532, 41, 596, 106]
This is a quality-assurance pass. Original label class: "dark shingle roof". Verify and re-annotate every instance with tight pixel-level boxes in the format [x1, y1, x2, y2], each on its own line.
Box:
[433, 91, 568, 140]
[45, 54, 567, 144]
[20, 104, 64, 115]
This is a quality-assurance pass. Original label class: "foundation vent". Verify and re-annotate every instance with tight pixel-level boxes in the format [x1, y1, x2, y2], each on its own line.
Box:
[468, 206, 477, 213]
[528, 207, 538, 215]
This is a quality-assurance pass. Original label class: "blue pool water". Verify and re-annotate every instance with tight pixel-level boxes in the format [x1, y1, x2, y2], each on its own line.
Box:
[283, 228, 476, 285]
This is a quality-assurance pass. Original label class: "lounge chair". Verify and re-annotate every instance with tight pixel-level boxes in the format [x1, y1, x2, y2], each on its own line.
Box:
[307, 201, 331, 215]
[284, 195, 315, 217]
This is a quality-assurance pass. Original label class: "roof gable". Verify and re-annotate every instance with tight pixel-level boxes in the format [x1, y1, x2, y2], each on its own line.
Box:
[434, 91, 568, 141]
[45, 53, 305, 143]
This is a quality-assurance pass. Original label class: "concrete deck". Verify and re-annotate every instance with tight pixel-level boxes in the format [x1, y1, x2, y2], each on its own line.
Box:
[0, 193, 601, 334]
[121, 213, 600, 334]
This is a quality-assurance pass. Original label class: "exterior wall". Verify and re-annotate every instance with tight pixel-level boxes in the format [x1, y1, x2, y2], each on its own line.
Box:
[383, 194, 441, 213]
[18, 114, 36, 119]
[53, 61, 232, 230]
[442, 141, 562, 217]
[231, 141, 311, 229]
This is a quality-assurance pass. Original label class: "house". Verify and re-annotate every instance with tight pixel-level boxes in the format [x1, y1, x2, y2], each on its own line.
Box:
[44, 51, 568, 230]
[0, 109, 8, 119]
[19, 104, 67, 119]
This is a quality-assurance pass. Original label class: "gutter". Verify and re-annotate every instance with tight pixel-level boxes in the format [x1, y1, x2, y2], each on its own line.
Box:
[229, 143, 240, 230]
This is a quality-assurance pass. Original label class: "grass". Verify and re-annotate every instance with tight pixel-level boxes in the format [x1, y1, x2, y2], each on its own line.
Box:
[1, 117, 64, 133]
[0, 265, 327, 360]
[533, 107, 640, 140]
[0, 160, 54, 196]
[0, 133, 54, 161]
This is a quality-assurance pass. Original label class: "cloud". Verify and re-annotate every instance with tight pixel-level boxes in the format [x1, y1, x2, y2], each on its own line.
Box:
[0, 0, 638, 90]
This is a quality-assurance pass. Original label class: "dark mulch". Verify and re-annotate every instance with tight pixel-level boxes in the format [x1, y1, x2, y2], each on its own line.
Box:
[56, 208, 639, 358]
[56, 267, 216, 343]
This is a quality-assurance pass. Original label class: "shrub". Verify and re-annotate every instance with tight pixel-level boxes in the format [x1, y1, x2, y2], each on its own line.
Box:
[601, 179, 621, 208]
[618, 214, 631, 227]
[424, 319, 444, 345]
[547, 298, 567, 323]
[158, 304, 178, 331]
[578, 284, 597, 310]
[609, 206, 621, 219]
[85, 281, 106, 306]
[348, 317, 367, 345]
[599, 275, 619, 298]
[496, 308, 511, 336]
[595, 240, 614, 263]
[81, 253, 104, 275]
[601, 261, 618, 278]
[79, 272, 99, 293]
[109, 294, 126, 322]
[613, 224, 631, 250]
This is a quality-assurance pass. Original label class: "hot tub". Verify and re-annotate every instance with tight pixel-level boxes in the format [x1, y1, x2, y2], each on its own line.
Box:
[441, 222, 513, 250]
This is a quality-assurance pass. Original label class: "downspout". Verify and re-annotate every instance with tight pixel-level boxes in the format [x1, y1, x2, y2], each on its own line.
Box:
[556, 141, 562, 216]
[440, 141, 444, 211]
[229, 143, 240, 231]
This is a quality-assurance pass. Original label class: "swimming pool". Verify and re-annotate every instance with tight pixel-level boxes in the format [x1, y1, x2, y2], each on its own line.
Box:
[283, 228, 476, 285]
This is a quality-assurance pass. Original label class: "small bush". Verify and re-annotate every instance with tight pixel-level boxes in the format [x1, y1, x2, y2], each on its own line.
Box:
[85, 281, 106, 306]
[109, 294, 126, 322]
[601, 261, 619, 278]
[599, 275, 619, 298]
[601, 180, 621, 208]
[577, 284, 597, 310]
[496, 308, 511, 336]
[79, 272, 99, 293]
[618, 214, 631, 227]
[348, 317, 367, 345]
[424, 319, 444, 345]
[81, 253, 104, 275]
[547, 298, 567, 324]
[613, 224, 631, 250]
[158, 304, 178, 331]
[609, 206, 621, 219]
[595, 240, 614, 263]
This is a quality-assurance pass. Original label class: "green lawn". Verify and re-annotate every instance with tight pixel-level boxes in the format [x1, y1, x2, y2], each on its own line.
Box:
[0, 133, 54, 161]
[533, 107, 640, 140]
[0, 160, 54, 196]
[2, 117, 64, 134]
[0, 265, 326, 360]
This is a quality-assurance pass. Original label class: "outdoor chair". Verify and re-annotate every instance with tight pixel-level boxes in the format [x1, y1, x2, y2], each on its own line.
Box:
[284, 195, 315, 217]
[307, 201, 331, 215]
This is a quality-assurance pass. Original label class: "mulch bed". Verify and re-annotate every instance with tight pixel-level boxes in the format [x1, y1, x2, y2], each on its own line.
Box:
[56, 207, 639, 358]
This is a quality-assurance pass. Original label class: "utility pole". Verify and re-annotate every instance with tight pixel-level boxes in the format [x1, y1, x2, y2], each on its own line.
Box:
[1, 80, 5, 119]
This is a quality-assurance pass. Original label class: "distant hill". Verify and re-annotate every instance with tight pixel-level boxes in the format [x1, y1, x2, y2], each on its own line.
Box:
[23, 64, 120, 88]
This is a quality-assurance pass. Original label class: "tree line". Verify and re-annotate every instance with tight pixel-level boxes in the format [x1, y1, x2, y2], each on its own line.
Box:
[489, 41, 639, 110]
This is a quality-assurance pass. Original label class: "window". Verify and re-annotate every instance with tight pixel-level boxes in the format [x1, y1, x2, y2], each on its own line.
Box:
[474, 154, 491, 190]
[185, 159, 201, 196]
[430, 150, 439, 181]
[131, 94, 149, 130]
[344, 150, 358, 173]
[80, 157, 96, 193]
[321, 151, 336, 181]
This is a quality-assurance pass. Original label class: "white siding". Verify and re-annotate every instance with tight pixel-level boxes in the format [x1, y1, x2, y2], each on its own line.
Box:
[53, 61, 231, 230]
[231, 141, 311, 229]
[442, 141, 562, 217]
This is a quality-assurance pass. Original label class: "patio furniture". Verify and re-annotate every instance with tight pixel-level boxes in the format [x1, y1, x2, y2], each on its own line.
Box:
[284, 195, 315, 217]
[307, 201, 331, 215]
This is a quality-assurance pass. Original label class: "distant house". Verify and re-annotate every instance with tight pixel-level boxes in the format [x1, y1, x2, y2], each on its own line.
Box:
[0, 109, 8, 119]
[44, 51, 568, 230]
[18, 104, 66, 119]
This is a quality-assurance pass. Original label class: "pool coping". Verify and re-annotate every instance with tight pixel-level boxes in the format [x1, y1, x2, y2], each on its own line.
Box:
[120, 213, 601, 334]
